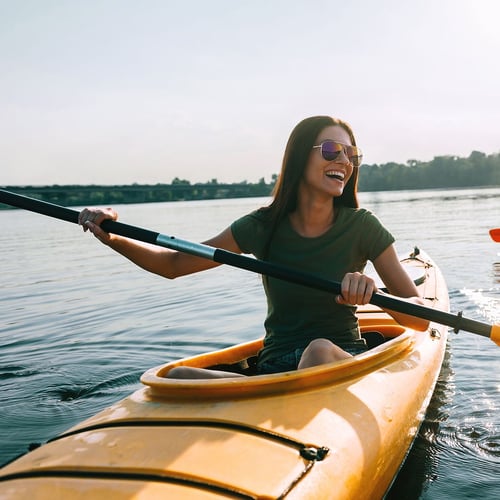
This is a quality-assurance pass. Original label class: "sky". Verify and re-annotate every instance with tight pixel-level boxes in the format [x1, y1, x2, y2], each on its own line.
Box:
[1, 0, 499, 186]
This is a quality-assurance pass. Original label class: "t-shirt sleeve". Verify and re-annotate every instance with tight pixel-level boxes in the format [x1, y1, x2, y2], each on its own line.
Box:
[359, 210, 395, 261]
[231, 211, 269, 256]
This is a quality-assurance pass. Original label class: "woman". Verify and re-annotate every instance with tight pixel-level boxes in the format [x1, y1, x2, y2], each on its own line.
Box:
[79, 116, 428, 378]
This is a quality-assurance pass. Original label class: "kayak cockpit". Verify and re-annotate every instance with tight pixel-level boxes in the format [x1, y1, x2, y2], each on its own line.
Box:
[201, 323, 406, 376]
[140, 322, 414, 400]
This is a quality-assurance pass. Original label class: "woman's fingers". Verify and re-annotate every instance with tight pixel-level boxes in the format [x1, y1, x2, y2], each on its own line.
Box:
[338, 272, 377, 305]
[79, 208, 117, 226]
[84, 221, 109, 243]
[78, 207, 118, 242]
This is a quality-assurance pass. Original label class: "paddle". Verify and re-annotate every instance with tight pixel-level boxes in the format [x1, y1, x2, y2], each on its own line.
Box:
[489, 228, 500, 242]
[1, 188, 499, 346]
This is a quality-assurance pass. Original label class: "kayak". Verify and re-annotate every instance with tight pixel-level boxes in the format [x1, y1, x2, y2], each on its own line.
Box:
[0, 249, 449, 499]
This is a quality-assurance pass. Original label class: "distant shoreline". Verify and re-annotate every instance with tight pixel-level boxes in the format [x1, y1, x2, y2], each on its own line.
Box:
[1, 182, 498, 210]
[0, 181, 274, 209]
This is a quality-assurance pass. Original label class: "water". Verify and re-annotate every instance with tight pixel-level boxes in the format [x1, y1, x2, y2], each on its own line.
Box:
[1, 187, 499, 499]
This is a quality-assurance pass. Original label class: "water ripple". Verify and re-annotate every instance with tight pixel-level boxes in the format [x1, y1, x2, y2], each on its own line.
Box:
[437, 424, 500, 463]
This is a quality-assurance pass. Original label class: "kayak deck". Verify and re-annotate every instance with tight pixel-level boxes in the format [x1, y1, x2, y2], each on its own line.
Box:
[0, 250, 449, 499]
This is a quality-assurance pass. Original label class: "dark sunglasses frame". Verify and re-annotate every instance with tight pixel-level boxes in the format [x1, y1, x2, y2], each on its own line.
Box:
[312, 140, 363, 167]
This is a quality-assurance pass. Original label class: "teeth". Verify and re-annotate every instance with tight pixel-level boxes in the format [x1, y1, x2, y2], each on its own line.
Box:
[326, 170, 345, 180]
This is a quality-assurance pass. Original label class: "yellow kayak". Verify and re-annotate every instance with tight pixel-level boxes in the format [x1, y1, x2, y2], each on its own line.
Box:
[0, 250, 449, 499]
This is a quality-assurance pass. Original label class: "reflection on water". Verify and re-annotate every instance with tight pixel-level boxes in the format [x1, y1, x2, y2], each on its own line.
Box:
[461, 287, 500, 325]
[1, 188, 500, 499]
[492, 261, 500, 284]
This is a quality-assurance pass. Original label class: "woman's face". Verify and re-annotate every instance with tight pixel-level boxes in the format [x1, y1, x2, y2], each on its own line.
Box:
[300, 125, 354, 200]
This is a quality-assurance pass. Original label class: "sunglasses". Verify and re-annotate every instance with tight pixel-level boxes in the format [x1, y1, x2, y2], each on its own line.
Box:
[312, 140, 363, 167]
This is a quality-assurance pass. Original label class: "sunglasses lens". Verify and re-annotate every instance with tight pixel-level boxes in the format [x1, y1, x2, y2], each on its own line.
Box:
[349, 147, 363, 167]
[321, 141, 343, 161]
[318, 141, 363, 166]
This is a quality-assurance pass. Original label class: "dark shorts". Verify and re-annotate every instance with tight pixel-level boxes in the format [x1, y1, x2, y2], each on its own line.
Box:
[256, 340, 369, 375]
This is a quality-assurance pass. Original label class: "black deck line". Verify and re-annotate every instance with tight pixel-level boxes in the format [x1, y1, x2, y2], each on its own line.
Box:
[0, 468, 258, 499]
[48, 418, 328, 458]
[1, 421, 330, 498]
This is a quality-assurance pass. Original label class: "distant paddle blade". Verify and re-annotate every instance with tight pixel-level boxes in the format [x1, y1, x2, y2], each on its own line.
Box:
[491, 325, 500, 346]
[489, 228, 500, 242]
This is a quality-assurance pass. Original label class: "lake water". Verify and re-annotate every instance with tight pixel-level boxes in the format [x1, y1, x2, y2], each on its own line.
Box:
[1, 187, 499, 499]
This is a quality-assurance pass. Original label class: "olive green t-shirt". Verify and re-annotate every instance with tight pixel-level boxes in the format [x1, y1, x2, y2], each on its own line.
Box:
[230, 206, 395, 365]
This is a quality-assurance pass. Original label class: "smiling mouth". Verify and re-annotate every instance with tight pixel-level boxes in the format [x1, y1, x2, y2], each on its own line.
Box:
[325, 170, 345, 181]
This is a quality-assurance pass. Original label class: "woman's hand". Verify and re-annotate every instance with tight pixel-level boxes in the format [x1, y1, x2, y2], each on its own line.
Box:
[336, 272, 377, 306]
[78, 207, 118, 245]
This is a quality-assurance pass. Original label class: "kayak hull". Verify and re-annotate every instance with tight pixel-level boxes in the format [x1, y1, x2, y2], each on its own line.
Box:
[0, 250, 449, 499]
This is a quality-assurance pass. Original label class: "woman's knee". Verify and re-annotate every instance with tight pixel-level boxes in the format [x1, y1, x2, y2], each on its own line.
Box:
[303, 338, 344, 359]
[298, 338, 351, 369]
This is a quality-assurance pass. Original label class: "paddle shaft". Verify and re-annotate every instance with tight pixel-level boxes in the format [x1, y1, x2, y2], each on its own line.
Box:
[1, 189, 499, 345]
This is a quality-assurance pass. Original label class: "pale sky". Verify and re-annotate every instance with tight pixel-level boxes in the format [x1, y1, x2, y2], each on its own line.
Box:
[1, 0, 499, 186]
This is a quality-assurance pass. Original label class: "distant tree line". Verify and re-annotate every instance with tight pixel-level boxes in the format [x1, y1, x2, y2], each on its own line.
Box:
[358, 150, 500, 190]
[1, 151, 498, 209]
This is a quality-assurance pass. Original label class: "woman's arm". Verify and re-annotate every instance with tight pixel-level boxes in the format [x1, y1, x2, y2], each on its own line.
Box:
[372, 245, 430, 331]
[78, 207, 242, 279]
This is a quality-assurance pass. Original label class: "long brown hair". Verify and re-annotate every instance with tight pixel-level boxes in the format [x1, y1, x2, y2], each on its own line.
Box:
[260, 116, 360, 258]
